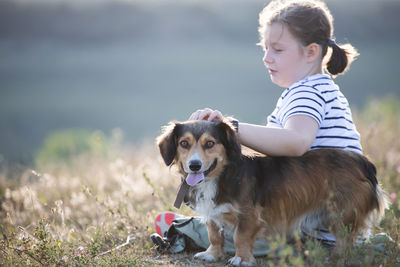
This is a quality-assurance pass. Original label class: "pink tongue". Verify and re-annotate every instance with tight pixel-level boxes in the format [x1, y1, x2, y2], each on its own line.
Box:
[185, 172, 205, 186]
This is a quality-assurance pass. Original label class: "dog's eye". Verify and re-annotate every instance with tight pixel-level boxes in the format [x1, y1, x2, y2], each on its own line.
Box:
[205, 141, 215, 149]
[180, 140, 189, 148]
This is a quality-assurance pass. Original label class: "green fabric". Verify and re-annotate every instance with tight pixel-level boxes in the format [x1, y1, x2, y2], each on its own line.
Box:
[166, 217, 395, 257]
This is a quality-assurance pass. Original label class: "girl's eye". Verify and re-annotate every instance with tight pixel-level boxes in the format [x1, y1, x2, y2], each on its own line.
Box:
[205, 141, 215, 149]
[180, 140, 189, 148]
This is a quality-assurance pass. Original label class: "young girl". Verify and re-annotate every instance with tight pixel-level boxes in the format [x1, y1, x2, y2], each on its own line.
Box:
[153, 0, 363, 254]
[190, 0, 361, 157]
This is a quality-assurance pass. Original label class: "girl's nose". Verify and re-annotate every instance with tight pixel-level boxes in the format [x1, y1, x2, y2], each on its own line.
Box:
[263, 50, 272, 65]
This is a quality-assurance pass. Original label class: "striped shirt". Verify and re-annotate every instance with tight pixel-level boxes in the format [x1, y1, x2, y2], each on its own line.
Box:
[267, 73, 362, 154]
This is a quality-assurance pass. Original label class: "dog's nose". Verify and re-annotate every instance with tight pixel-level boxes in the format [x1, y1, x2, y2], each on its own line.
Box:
[189, 160, 202, 172]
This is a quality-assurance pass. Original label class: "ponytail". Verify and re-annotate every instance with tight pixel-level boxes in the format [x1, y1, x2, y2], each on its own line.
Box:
[326, 40, 359, 76]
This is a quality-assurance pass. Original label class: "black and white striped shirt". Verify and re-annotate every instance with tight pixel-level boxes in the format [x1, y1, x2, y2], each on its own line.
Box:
[267, 73, 362, 154]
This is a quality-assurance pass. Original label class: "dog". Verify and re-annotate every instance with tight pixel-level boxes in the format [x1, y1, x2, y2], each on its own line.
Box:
[157, 119, 387, 266]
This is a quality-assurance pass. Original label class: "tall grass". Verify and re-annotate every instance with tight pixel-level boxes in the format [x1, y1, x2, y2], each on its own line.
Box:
[1, 97, 400, 266]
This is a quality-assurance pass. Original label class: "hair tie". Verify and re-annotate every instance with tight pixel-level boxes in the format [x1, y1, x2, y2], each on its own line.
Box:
[328, 39, 336, 47]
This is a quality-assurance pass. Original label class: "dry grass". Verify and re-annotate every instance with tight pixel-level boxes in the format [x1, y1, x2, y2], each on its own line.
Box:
[1, 97, 400, 266]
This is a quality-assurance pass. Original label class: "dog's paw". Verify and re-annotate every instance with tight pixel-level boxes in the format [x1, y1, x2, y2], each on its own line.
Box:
[228, 256, 256, 266]
[194, 251, 217, 262]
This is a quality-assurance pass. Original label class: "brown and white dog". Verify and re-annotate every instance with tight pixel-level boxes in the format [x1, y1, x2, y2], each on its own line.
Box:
[157, 119, 387, 266]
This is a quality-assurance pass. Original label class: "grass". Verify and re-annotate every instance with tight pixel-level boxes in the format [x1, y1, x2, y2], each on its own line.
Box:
[1, 97, 400, 266]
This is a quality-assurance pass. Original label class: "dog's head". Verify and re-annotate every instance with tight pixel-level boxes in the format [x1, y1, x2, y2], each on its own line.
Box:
[157, 119, 241, 184]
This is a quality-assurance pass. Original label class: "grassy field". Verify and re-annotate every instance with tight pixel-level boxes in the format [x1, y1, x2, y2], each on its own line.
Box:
[1, 97, 400, 266]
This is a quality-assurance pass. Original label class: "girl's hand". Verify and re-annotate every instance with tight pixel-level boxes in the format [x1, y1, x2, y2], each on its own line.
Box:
[189, 108, 224, 122]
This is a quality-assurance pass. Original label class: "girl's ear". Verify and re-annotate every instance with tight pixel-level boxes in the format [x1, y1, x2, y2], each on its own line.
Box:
[157, 121, 181, 166]
[305, 43, 321, 63]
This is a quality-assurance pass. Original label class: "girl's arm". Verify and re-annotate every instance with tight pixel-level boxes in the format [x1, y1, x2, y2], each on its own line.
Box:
[238, 115, 318, 156]
[189, 109, 318, 157]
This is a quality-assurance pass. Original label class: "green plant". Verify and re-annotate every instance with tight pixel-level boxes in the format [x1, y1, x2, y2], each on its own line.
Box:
[35, 129, 108, 168]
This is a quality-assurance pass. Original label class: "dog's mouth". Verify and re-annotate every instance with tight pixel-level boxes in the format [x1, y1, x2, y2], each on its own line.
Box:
[185, 159, 217, 186]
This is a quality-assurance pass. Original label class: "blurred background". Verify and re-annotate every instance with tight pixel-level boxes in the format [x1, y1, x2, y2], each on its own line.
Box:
[0, 0, 399, 165]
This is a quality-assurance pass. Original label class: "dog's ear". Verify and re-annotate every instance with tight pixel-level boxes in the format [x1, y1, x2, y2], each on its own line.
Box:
[157, 121, 181, 166]
[217, 119, 241, 161]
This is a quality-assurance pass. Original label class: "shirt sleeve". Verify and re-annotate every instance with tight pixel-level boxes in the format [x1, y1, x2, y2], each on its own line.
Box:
[280, 85, 325, 126]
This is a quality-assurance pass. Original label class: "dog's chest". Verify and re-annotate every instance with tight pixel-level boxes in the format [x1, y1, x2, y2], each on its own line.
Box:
[186, 179, 234, 224]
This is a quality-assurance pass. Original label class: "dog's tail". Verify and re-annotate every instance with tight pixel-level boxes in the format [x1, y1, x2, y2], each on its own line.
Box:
[363, 184, 389, 239]
[362, 158, 389, 235]
[376, 185, 390, 218]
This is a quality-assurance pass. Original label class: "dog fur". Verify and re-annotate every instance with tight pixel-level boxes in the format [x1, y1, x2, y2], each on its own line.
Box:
[157, 119, 387, 266]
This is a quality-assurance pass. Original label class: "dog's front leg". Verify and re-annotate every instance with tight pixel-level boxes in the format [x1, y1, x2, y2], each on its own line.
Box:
[194, 220, 224, 262]
[229, 213, 261, 266]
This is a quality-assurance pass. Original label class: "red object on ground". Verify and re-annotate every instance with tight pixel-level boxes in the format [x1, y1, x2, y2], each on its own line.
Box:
[155, 212, 177, 236]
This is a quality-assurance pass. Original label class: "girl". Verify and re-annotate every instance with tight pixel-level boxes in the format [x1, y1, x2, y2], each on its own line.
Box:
[153, 0, 362, 254]
[190, 0, 361, 157]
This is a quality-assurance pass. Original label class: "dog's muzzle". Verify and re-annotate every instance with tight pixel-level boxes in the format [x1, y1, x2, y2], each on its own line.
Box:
[185, 159, 218, 186]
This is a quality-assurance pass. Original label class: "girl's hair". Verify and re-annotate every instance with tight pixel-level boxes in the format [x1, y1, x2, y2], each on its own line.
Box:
[258, 0, 359, 76]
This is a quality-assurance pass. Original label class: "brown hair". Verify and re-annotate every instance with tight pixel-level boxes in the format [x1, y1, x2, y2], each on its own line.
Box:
[258, 0, 359, 76]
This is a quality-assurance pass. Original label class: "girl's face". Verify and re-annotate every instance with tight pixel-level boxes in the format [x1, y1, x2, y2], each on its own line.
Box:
[262, 23, 314, 88]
